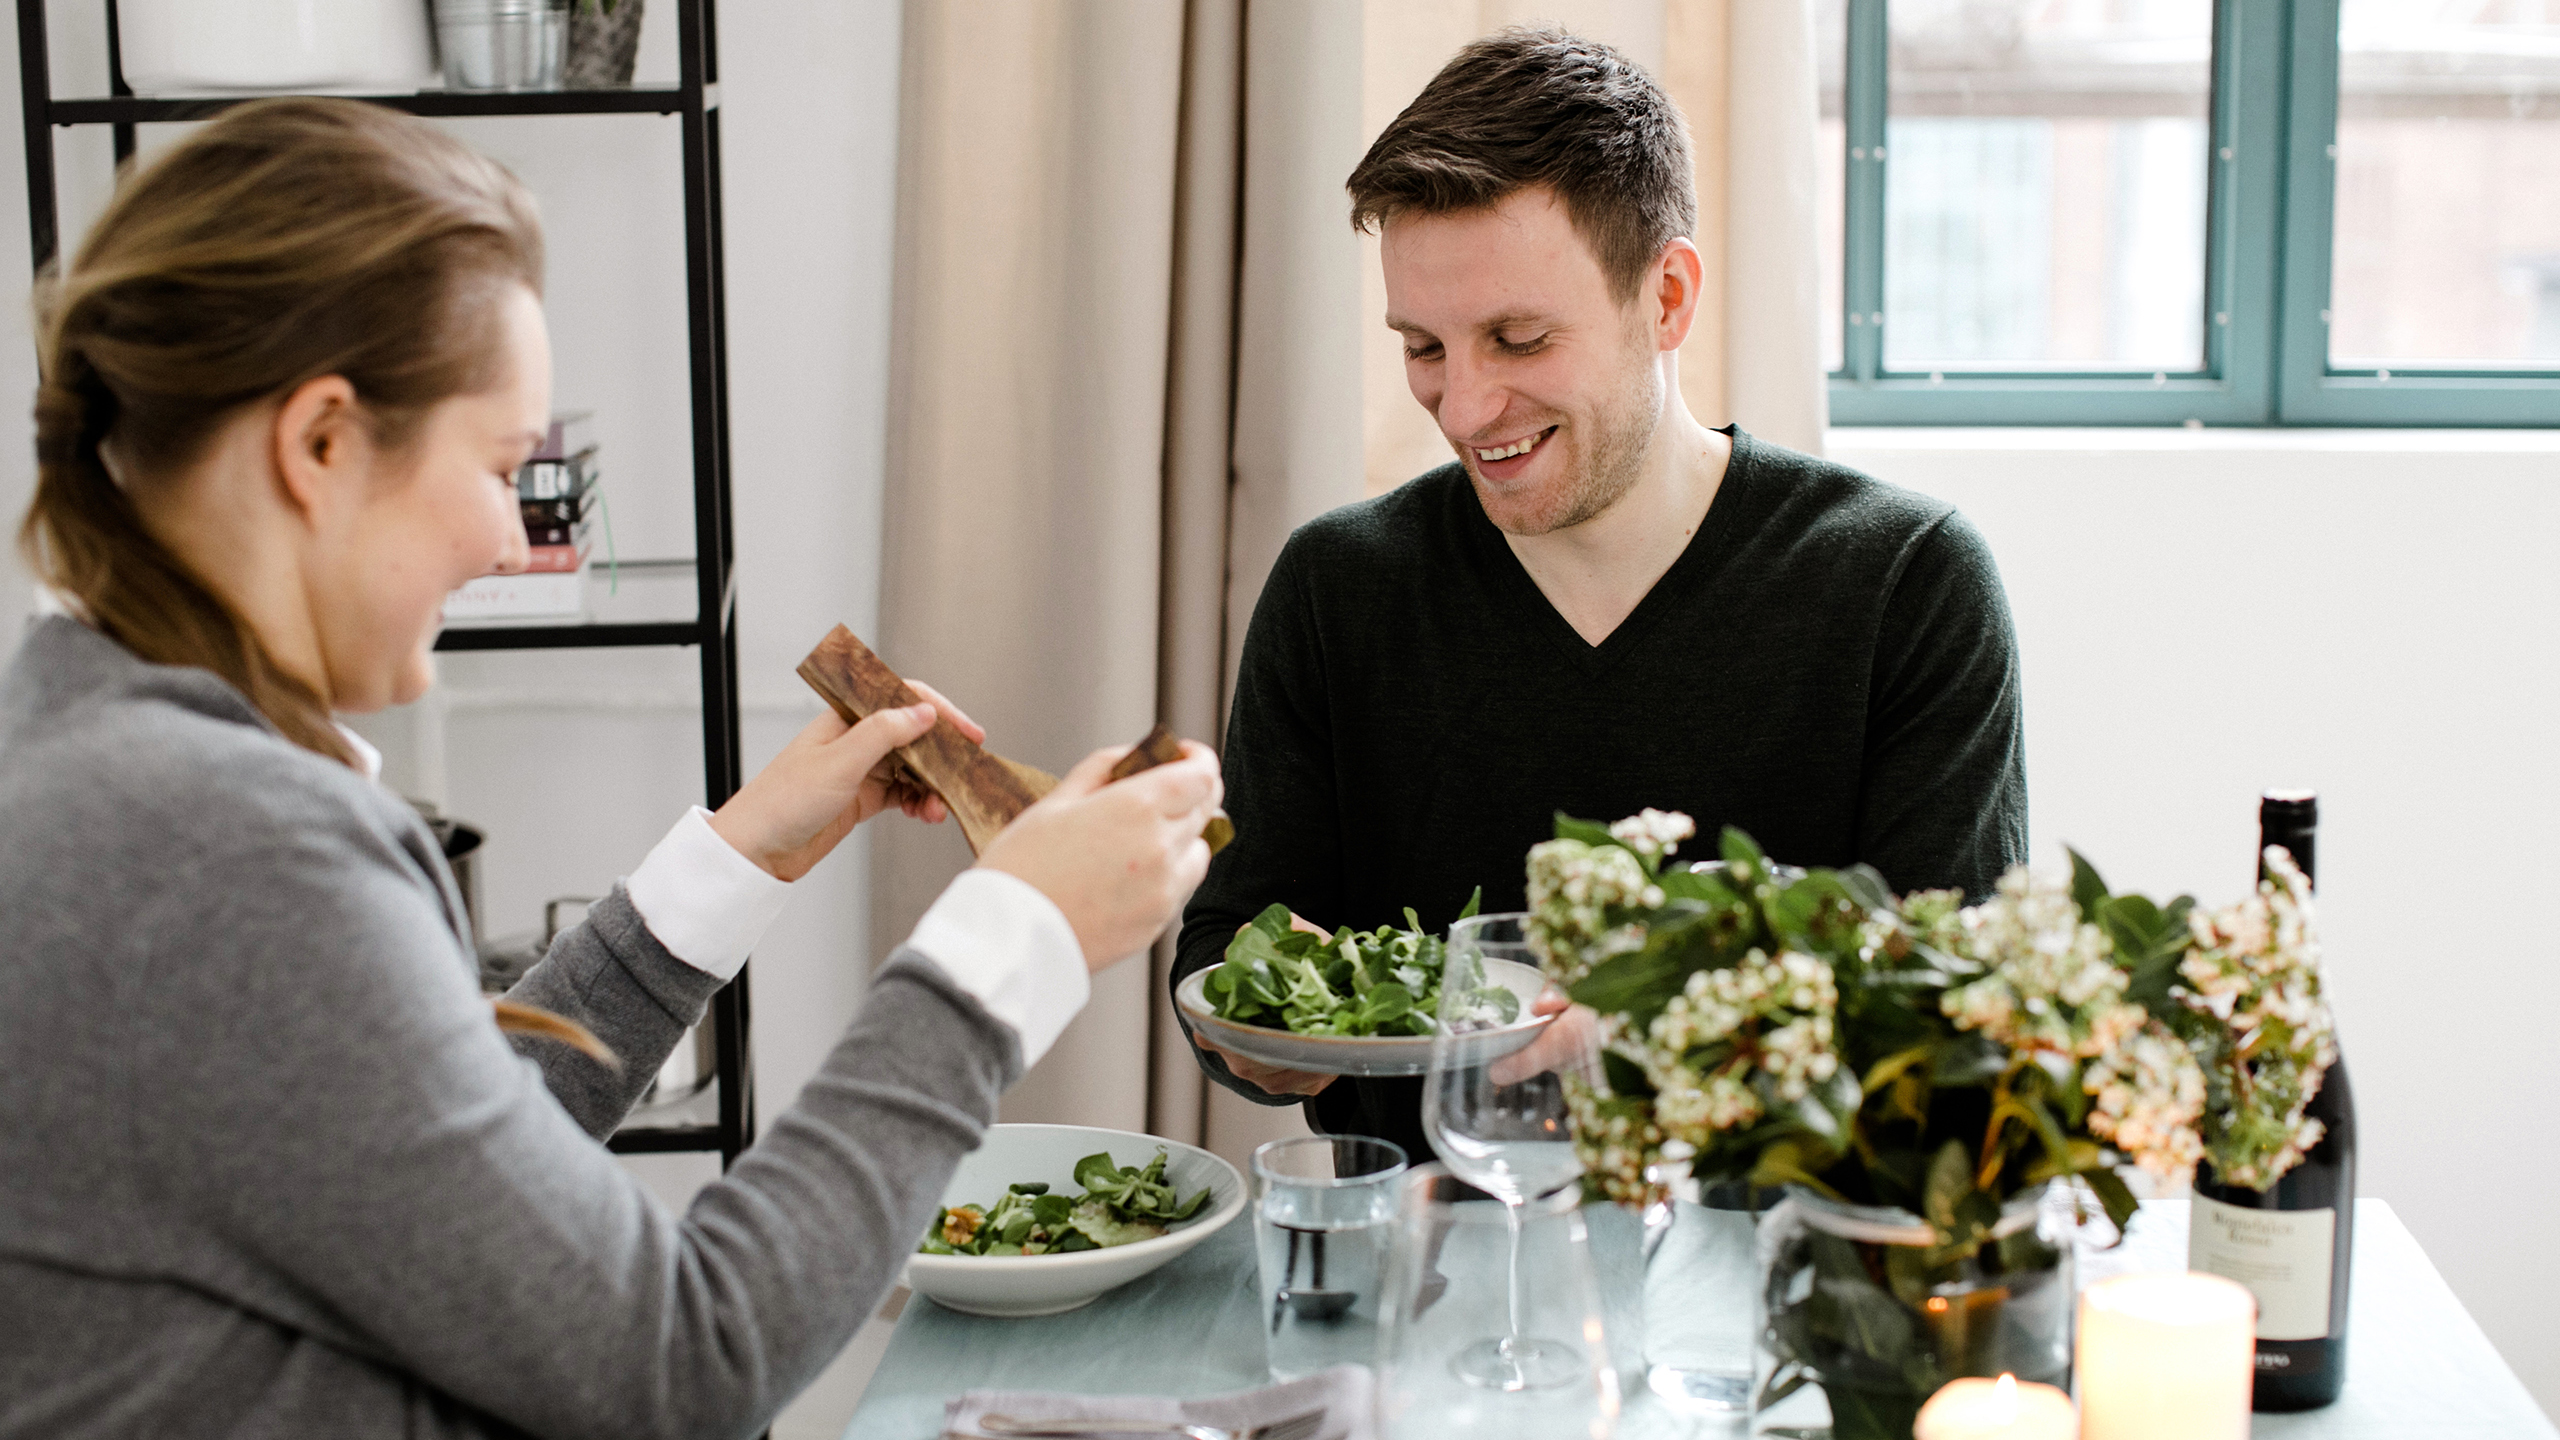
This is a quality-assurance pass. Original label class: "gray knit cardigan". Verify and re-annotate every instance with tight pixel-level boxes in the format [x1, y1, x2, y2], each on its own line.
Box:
[0, 617, 1020, 1439]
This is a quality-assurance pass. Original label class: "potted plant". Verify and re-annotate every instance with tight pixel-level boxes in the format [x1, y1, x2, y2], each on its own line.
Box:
[565, 0, 647, 90]
[1524, 811, 2334, 1440]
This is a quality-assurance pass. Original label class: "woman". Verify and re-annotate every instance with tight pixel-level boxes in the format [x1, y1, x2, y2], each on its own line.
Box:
[0, 99, 1221, 1439]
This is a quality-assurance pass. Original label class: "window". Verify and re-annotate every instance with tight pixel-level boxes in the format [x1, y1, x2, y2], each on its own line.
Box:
[1822, 0, 2560, 426]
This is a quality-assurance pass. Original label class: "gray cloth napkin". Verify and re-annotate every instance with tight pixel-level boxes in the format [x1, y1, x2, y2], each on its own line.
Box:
[942, 1364, 1374, 1440]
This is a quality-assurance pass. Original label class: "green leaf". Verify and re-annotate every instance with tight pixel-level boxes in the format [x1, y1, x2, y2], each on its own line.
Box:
[1750, 1140, 1845, 1198]
[2083, 1166, 2141, 1236]
[2017, 1089, 2074, 1166]
[1951, 1188, 2002, 1245]
[1922, 1140, 1971, 1234]
[1553, 812, 1618, 850]
[1861, 1044, 1933, 1096]
[1072, 1151, 1123, 1192]
[1837, 863, 1897, 912]
[1719, 826, 1769, 884]
[1600, 1049, 1654, 1099]
[1244, 903, 1295, 946]
[1567, 943, 1693, 1022]
[2067, 846, 2111, 924]
[1353, 983, 1413, 1033]
[1458, 885, 1483, 921]
[1067, 1197, 1167, 1248]
[1755, 1362, 1813, 1413]
[1929, 1033, 2010, 1088]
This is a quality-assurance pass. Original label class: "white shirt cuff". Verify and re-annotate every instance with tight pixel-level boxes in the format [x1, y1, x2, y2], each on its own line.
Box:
[906, 868, 1089, 1070]
[624, 806, 792, 982]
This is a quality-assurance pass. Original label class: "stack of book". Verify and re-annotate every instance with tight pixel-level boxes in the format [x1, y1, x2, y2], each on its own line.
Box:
[445, 414, 600, 622]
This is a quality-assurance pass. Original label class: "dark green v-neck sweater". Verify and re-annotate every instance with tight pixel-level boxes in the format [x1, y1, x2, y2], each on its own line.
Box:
[1172, 428, 2028, 1158]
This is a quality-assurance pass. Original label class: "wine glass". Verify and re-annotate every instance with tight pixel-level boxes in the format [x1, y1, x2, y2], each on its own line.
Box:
[1422, 912, 1602, 1392]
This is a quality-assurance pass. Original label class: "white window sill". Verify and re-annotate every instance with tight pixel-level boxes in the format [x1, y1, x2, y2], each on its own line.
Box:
[1826, 425, 2560, 456]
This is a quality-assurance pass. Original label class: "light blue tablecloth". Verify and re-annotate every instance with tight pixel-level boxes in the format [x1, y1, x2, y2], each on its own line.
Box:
[843, 1197, 2553, 1439]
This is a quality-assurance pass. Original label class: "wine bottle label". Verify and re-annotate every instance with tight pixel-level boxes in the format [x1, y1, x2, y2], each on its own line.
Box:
[2189, 1196, 2335, 1341]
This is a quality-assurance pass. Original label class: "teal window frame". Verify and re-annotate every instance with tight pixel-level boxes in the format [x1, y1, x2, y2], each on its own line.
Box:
[1827, 0, 2560, 428]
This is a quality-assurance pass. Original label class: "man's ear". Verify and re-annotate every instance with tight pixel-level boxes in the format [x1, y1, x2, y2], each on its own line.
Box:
[269, 374, 363, 522]
[1652, 237, 1706, 353]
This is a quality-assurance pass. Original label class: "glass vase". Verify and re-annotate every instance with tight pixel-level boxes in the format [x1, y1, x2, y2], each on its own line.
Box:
[1752, 1184, 2074, 1440]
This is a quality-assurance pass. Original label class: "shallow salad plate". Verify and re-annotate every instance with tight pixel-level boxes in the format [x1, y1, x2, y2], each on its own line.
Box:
[903, 1124, 1245, 1318]
[1173, 956, 1555, 1078]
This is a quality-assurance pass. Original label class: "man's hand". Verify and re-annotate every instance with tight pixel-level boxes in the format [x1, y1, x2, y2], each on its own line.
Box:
[1193, 1032, 1335, 1097]
[1489, 989, 1597, 1087]
[1194, 908, 1337, 1097]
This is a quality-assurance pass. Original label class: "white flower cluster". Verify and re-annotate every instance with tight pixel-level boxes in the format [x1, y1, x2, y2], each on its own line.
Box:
[2182, 847, 2335, 1189]
[1941, 864, 2209, 1182]
[1525, 836, 1663, 985]
[1566, 1076, 1670, 1207]
[1607, 808, 1696, 862]
[1940, 866, 2137, 1058]
[1640, 949, 1840, 1145]
[2082, 1021, 2208, 1182]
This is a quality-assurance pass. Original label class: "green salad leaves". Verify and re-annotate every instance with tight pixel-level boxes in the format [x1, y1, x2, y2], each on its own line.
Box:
[919, 1148, 1213, 1257]
[1202, 891, 1522, 1037]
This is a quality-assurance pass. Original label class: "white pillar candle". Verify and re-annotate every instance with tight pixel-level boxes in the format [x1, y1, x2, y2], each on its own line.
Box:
[2076, 1273, 2255, 1440]
[1913, 1373, 2078, 1440]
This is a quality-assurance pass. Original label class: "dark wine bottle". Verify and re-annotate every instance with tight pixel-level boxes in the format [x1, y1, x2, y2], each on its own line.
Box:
[2189, 789, 2355, 1410]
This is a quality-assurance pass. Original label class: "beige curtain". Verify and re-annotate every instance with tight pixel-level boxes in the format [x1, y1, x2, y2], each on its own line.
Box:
[877, 0, 1364, 1170]
[876, 0, 1826, 1170]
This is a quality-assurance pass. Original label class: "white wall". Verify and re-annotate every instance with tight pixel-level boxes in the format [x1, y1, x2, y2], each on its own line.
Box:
[1832, 426, 2560, 1420]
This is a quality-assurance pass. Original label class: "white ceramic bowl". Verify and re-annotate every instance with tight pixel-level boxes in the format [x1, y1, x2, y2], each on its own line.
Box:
[1174, 956, 1555, 1077]
[903, 1124, 1245, 1317]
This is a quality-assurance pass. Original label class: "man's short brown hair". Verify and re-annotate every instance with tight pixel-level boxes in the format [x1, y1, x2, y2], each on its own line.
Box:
[1347, 27, 1695, 303]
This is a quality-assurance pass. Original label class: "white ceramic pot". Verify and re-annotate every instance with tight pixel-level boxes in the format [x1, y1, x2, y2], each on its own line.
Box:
[117, 0, 436, 96]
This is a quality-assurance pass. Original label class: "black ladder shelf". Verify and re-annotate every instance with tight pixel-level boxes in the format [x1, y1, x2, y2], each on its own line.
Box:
[16, 0, 753, 1166]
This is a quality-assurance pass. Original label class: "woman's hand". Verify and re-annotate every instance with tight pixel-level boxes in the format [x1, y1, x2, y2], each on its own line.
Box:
[978, 739, 1223, 973]
[709, 682, 985, 882]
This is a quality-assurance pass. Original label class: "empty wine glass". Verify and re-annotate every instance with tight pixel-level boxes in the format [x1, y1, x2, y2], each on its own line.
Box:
[1422, 912, 1601, 1392]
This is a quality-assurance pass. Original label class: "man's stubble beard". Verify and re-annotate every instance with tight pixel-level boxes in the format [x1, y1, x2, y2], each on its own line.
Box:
[1463, 340, 1664, 538]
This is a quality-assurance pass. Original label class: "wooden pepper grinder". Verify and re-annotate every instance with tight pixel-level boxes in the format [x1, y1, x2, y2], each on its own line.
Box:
[796, 624, 1233, 857]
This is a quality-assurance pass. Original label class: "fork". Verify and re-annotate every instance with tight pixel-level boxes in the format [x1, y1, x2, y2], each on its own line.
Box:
[964, 1406, 1326, 1440]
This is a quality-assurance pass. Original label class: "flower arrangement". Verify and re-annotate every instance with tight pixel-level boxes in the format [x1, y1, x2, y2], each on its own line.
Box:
[1526, 810, 2334, 1226]
[1525, 810, 2337, 1437]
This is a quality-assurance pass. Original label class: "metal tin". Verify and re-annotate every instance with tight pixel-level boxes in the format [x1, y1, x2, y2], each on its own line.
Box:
[434, 0, 569, 93]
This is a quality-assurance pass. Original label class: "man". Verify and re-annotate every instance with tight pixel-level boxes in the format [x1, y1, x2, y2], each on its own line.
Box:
[1174, 29, 2026, 1160]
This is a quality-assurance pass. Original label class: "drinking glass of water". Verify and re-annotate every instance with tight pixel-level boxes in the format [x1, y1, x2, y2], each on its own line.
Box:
[1422, 912, 1602, 1392]
[1251, 1134, 1407, 1381]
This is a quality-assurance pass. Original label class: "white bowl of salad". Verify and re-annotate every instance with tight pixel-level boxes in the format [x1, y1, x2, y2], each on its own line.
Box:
[1174, 902, 1556, 1077]
[906, 1123, 1246, 1317]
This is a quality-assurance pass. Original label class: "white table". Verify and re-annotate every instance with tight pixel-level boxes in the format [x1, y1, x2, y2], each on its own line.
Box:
[843, 1197, 2554, 1438]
